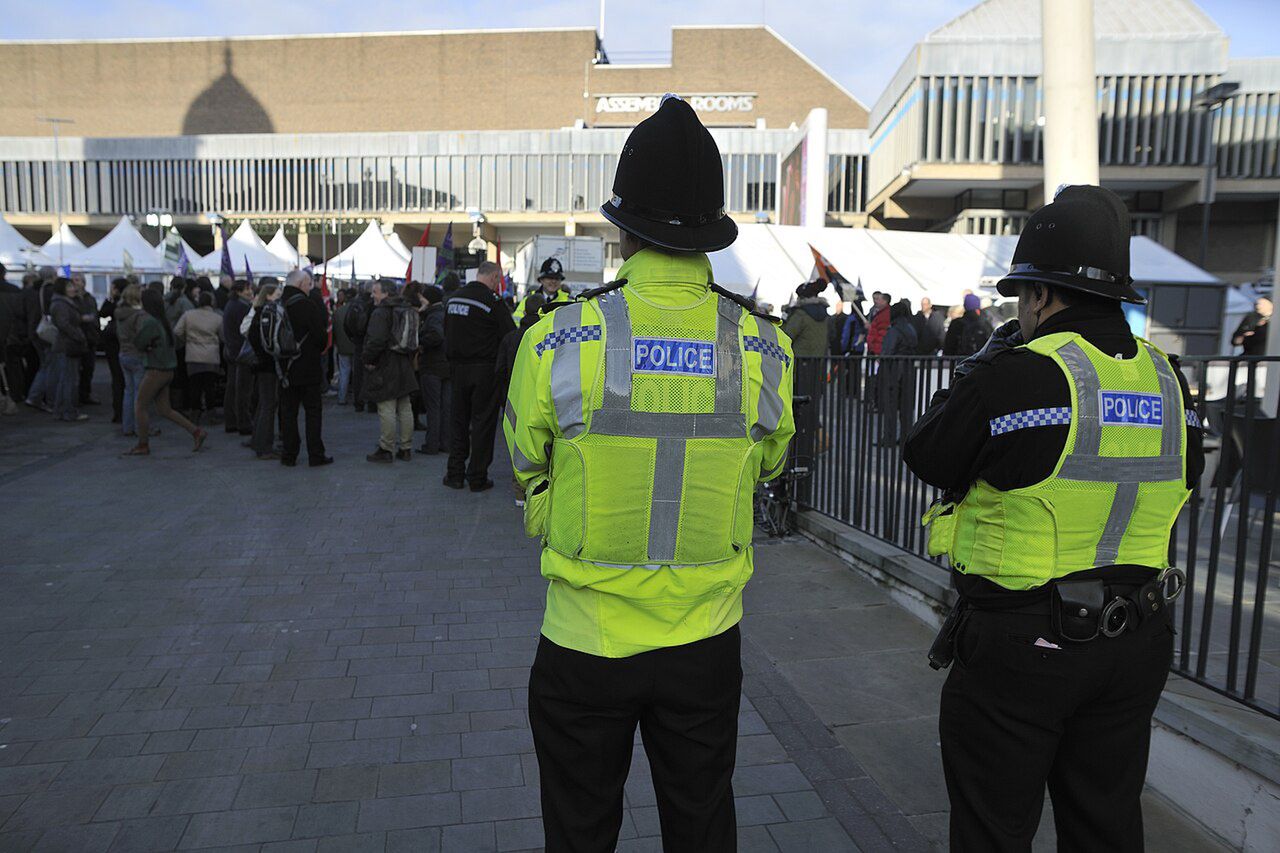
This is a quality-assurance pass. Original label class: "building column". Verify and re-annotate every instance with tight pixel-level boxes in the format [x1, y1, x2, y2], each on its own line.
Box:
[1042, 0, 1100, 195]
[564, 218, 578, 237]
[296, 223, 309, 259]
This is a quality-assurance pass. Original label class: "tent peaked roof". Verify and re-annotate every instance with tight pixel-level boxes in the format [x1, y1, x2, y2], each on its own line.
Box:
[0, 216, 56, 269]
[266, 227, 302, 267]
[42, 224, 86, 262]
[69, 216, 166, 273]
[385, 231, 412, 263]
[153, 231, 209, 273]
[201, 220, 295, 276]
[324, 220, 411, 280]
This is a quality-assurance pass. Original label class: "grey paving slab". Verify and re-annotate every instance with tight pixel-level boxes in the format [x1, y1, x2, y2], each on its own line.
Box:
[0, 386, 923, 851]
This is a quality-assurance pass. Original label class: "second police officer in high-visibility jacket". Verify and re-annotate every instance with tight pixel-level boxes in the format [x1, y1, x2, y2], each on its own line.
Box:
[512, 256, 572, 324]
[903, 186, 1205, 853]
[504, 94, 794, 852]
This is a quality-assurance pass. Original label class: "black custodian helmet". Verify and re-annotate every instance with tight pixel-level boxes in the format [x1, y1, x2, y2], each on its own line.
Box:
[997, 185, 1145, 304]
[600, 94, 738, 253]
[538, 257, 565, 281]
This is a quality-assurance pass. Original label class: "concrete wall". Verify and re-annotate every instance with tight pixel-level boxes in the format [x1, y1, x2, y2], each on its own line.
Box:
[0, 26, 866, 138]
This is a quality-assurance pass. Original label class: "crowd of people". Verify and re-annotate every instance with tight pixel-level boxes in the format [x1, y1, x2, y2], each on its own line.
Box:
[0, 258, 559, 490]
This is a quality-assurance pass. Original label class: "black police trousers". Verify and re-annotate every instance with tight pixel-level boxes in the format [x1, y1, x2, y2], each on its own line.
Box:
[528, 626, 742, 853]
[940, 606, 1173, 852]
[447, 362, 499, 486]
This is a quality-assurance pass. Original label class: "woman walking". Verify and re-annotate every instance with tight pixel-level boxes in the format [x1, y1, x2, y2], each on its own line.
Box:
[123, 289, 207, 456]
[174, 291, 223, 424]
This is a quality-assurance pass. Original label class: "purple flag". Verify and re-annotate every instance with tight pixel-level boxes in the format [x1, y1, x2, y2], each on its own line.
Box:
[435, 222, 453, 280]
[219, 226, 234, 278]
[177, 246, 190, 278]
[244, 254, 253, 286]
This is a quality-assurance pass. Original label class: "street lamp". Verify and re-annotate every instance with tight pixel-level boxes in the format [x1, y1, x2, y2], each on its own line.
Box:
[1194, 81, 1239, 269]
[38, 116, 74, 266]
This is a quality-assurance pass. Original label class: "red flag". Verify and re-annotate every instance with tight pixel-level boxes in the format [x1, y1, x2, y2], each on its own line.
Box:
[406, 224, 431, 281]
[318, 271, 333, 352]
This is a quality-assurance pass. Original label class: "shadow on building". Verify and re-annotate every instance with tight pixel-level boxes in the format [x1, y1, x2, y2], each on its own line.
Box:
[182, 44, 274, 135]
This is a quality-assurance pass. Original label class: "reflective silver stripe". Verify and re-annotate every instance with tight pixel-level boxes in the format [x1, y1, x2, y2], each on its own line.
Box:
[750, 318, 786, 442]
[597, 292, 632, 410]
[1095, 481, 1139, 565]
[648, 438, 686, 563]
[504, 403, 516, 431]
[715, 297, 742, 414]
[450, 297, 491, 313]
[589, 410, 744, 438]
[1057, 342, 1101, 455]
[1058, 455, 1184, 483]
[512, 444, 541, 473]
[550, 303, 587, 439]
[1144, 343, 1184, 459]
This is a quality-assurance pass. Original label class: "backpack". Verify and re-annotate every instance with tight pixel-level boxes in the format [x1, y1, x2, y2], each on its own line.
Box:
[260, 295, 304, 362]
[389, 304, 419, 354]
[956, 313, 993, 357]
[344, 297, 370, 340]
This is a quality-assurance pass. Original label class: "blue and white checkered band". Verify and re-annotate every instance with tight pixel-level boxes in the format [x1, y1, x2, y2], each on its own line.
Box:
[535, 325, 602, 356]
[743, 335, 792, 367]
[989, 406, 1073, 436]
[1186, 409, 1202, 429]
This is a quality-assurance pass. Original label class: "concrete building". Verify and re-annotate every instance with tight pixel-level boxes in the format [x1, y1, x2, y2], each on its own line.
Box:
[0, 1, 1275, 294]
[865, 0, 1280, 289]
[0, 25, 869, 269]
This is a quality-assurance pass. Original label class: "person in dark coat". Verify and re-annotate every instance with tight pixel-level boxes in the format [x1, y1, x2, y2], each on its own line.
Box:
[1232, 296, 1272, 356]
[943, 293, 993, 356]
[917, 297, 945, 354]
[213, 274, 232, 311]
[246, 282, 282, 460]
[363, 281, 420, 462]
[877, 299, 919, 446]
[48, 277, 88, 422]
[99, 277, 128, 423]
[221, 280, 253, 435]
[416, 285, 451, 455]
[0, 263, 20, 413]
[278, 270, 332, 467]
[345, 287, 374, 412]
[23, 271, 56, 411]
[73, 276, 101, 406]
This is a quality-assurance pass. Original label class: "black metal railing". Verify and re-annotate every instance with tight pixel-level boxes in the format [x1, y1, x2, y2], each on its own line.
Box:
[792, 354, 1280, 720]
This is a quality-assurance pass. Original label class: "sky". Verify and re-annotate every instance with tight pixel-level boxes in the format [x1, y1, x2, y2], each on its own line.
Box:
[0, 0, 1276, 107]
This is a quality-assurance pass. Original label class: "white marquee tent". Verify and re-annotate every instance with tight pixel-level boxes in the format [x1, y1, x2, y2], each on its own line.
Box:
[385, 231, 412, 263]
[154, 232, 208, 273]
[42, 224, 86, 265]
[201, 220, 294, 277]
[267, 227, 303, 269]
[0, 216, 56, 269]
[68, 216, 167, 274]
[322, 220, 411, 280]
[711, 225, 1225, 314]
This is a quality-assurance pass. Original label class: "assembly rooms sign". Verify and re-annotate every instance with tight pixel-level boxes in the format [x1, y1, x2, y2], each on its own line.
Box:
[594, 93, 756, 115]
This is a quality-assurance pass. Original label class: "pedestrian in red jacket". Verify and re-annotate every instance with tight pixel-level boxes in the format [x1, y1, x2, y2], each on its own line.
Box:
[866, 291, 891, 354]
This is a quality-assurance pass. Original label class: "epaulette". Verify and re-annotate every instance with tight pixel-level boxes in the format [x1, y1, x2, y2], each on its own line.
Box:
[710, 283, 780, 324]
[574, 279, 627, 301]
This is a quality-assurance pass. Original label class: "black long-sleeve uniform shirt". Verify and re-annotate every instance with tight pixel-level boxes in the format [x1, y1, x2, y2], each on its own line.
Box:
[903, 303, 1205, 604]
[444, 282, 516, 365]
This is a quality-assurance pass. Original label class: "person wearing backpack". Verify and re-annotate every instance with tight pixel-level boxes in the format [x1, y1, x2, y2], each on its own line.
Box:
[362, 281, 420, 463]
[277, 269, 332, 467]
[943, 293, 995, 357]
[343, 287, 373, 412]
[246, 282, 283, 460]
[221, 280, 253, 435]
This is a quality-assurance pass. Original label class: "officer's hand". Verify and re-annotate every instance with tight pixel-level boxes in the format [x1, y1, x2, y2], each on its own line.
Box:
[953, 320, 1023, 379]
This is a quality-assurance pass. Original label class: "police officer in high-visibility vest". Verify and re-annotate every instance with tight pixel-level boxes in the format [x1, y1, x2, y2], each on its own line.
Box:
[512, 257, 571, 324]
[505, 94, 794, 852]
[904, 186, 1205, 852]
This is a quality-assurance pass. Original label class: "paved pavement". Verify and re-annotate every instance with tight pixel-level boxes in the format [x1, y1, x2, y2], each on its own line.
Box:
[0, 377, 920, 852]
[0, 367, 1231, 851]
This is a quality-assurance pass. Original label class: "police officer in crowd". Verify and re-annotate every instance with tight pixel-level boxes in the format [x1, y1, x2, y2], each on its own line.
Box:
[443, 260, 515, 491]
[505, 94, 795, 852]
[512, 257, 570, 324]
[903, 186, 1204, 852]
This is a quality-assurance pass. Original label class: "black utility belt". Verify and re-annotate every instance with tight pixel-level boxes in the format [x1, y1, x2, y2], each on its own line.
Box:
[928, 569, 1185, 670]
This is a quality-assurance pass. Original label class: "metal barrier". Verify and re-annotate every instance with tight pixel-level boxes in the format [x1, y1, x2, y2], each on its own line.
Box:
[792, 354, 1280, 720]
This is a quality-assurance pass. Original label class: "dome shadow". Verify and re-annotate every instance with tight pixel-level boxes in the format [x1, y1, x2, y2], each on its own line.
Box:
[182, 44, 274, 135]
